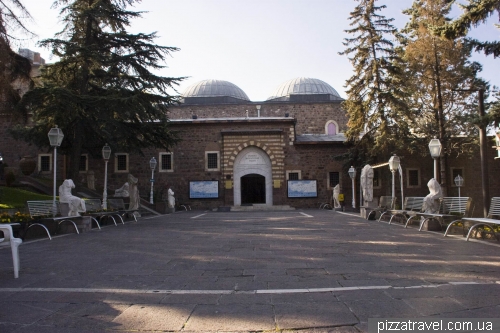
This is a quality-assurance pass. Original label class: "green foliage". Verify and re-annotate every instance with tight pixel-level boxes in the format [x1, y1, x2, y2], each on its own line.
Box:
[12, 0, 184, 180]
[432, 0, 500, 58]
[0, 186, 53, 208]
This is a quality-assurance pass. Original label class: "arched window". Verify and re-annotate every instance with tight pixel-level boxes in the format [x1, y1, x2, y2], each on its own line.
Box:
[325, 120, 338, 135]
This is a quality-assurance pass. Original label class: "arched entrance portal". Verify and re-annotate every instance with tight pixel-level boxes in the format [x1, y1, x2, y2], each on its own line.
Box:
[241, 174, 266, 204]
[233, 147, 273, 206]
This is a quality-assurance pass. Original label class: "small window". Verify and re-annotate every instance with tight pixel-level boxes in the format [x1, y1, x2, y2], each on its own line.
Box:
[329, 171, 340, 188]
[406, 168, 420, 188]
[38, 154, 52, 172]
[159, 152, 173, 172]
[451, 168, 464, 187]
[325, 120, 339, 136]
[79, 154, 88, 172]
[373, 169, 381, 188]
[205, 151, 219, 171]
[114, 153, 129, 173]
[287, 170, 301, 180]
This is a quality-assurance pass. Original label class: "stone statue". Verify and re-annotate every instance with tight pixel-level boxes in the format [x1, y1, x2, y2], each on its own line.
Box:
[360, 164, 374, 204]
[128, 174, 141, 217]
[114, 182, 129, 197]
[332, 184, 341, 209]
[168, 187, 175, 208]
[87, 170, 95, 190]
[59, 179, 86, 216]
[422, 178, 443, 214]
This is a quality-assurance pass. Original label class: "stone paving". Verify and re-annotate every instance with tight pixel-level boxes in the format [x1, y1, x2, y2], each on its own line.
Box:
[0, 209, 499, 332]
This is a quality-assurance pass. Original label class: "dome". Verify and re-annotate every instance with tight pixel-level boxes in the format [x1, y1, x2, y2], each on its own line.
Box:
[182, 79, 250, 104]
[266, 77, 342, 102]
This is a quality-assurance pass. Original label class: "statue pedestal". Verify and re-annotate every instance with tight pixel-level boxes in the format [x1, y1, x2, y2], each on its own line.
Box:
[360, 201, 378, 219]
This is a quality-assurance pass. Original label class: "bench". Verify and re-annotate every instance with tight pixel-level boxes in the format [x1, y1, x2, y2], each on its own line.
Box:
[85, 199, 123, 227]
[379, 197, 425, 224]
[26, 200, 80, 240]
[445, 197, 500, 241]
[406, 197, 472, 231]
[0, 223, 22, 278]
[368, 196, 396, 220]
[108, 198, 139, 222]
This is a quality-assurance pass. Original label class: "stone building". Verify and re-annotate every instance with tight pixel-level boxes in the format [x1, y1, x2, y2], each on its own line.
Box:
[1, 72, 499, 214]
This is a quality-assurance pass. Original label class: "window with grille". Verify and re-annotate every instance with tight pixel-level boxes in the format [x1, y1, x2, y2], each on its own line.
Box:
[329, 172, 339, 188]
[160, 153, 173, 172]
[288, 172, 299, 180]
[114, 154, 128, 172]
[406, 168, 420, 187]
[39, 154, 51, 172]
[79, 155, 88, 172]
[206, 152, 218, 170]
[373, 169, 380, 188]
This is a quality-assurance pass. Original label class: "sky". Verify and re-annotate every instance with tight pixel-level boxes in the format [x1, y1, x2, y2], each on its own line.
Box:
[20, 0, 500, 102]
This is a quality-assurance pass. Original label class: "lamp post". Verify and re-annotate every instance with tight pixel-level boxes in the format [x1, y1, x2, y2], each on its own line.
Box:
[102, 144, 111, 210]
[149, 157, 157, 205]
[348, 166, 356, 209]
[388, 155, 400, 202]
[454, 174, 464, 198]
[48, 126, 64, 216]
[428, 138, 442, 181]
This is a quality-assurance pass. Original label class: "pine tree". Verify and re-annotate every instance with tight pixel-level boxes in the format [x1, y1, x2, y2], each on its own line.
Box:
[340, 0, 410, 164]
[13, 0, 185, 180]
[433, 0, 500, 57]
[400, 0, 484, 194]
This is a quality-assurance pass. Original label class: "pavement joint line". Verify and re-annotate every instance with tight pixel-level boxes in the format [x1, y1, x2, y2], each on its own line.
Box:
[335, 212, 360, 217]
[191, 213, 207, 219]
[0, 282, 495, 295]
[299, 212, 314, 218]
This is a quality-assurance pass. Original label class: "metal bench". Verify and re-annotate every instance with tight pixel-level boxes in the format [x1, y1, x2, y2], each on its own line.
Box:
[445, 197, 500, 241]
[108, 198, 139, 222]
[0, 223, 22, 278]
[368, 196, 396, 220]
[406, 197, 472, 231]
[26, 200, 80, 240]
[84, 199, 123, 227]
[379, 197, 425, 224]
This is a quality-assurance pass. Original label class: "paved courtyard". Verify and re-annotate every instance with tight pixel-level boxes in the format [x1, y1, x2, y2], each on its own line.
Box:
[0, 209, 499, 332]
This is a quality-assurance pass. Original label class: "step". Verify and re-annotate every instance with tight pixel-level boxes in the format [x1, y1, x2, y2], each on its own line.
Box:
[229, 204, 295, 212]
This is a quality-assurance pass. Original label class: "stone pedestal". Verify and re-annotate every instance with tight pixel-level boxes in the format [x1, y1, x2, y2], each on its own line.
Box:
[360, 201, 378, 219]
[76, 216, 92, 232]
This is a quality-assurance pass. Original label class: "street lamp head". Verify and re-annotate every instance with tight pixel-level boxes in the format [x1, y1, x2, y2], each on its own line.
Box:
[454, 174, 464, 187]
[102, 143, 112, 161]
[48, 125, 64, 147]
[348, 166, 356, 179]
[388, 154, 400, 172]
[149, 157, 157, 171]
[428, 138, 442, 159]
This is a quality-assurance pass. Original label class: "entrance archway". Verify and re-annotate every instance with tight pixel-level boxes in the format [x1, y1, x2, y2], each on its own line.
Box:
[233, 146, 273, 206]
[241, 174, 266, 204]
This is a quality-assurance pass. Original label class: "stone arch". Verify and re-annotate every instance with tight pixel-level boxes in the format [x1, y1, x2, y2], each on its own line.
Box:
[233, 146, 273, 206]
[325, 120, 340, 135]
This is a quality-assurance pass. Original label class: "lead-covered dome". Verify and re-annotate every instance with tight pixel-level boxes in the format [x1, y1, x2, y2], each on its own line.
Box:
[182, 79, 250, 104]
[266, 77, 342, 102]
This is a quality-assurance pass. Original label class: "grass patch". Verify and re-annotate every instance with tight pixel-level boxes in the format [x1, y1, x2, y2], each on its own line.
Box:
[0, 186, 53, 209]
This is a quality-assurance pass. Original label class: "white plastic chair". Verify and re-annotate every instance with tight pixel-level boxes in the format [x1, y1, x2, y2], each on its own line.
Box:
[0, 223, 22, 278]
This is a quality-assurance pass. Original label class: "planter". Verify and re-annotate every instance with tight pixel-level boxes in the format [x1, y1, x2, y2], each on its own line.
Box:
[19, 156, 37, 176]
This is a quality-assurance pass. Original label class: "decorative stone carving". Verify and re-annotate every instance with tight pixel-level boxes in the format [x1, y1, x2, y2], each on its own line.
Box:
[114, 182, 129, 197]
[333, 184, 341, 209]
[168, 187, 175, 208]
[360, 164, 374, 204]
[128, 174, 141, 217]
[59, 179, 86, 216]
[423, 178, 443, 214]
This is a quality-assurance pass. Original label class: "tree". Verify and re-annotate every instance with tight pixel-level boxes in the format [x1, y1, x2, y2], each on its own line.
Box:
[0, 1, 34, 114]
[340, 0, 410, 165]
[400, 0, 484, 194]
[432, 0, 500, 58]
[13, 0, 185, 180]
